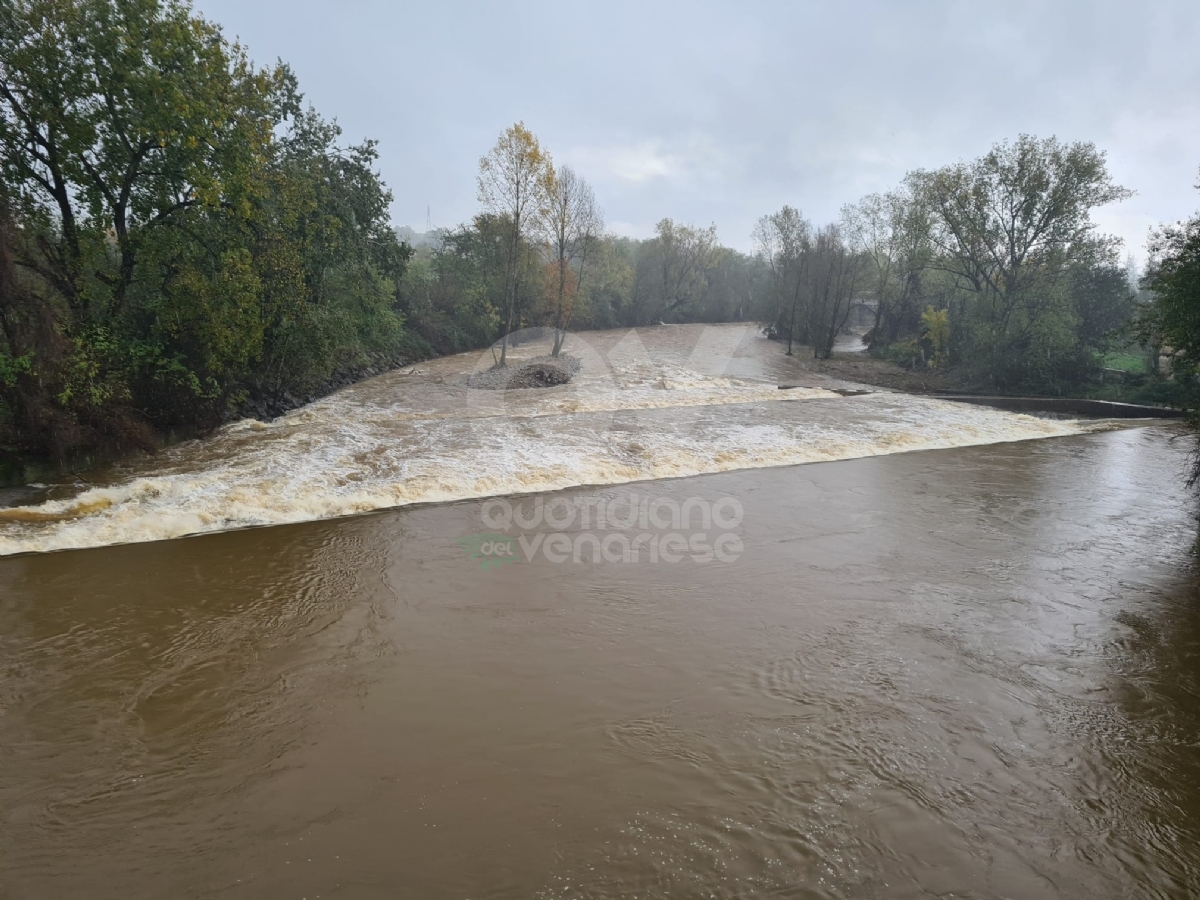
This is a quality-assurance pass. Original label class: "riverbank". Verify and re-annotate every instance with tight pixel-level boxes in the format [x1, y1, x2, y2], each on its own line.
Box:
[810, 348, 1188, 413]
[0, 331, 590, 488]
[813, 351, 968, 394]
[0, 342, 435, 490]
[240, 344, 432, 421]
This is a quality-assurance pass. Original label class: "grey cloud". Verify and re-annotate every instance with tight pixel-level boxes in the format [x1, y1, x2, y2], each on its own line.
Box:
[197, 0, 1200, 255]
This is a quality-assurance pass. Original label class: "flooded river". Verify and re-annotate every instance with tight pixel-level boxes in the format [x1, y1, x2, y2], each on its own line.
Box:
[1, 326, 1198, 898]
[0, 325, 1081, 556]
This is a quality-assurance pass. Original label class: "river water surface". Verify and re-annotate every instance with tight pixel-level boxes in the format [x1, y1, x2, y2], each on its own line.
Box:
[1, 325, 1198, 898]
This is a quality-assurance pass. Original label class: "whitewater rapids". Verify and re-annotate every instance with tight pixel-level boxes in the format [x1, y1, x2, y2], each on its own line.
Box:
[0, 324, 1093, 556]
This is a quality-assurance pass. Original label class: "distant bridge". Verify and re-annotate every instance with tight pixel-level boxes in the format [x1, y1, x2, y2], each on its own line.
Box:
[845, 298, 878, 329]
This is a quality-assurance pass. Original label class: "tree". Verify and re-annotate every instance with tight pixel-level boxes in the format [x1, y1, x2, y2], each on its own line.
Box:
[700, 249, 766, 323]
[573, 235, 635, 329]
[807, 224, 861, 359]
[754, 206, 811, 354]
[1070, 254, 1136, 353]
[253, 107, 410, 395]
[397, 219, 501, 355]
[0, 0, 410, 461]
[920, 305, 950, 368]
[0, 0, 289, 447]
[647, 219, 721, 323]
[841, 186, 932, 347]
[477, 122, 552, 365]
[0, 0, 284, 315]
[912, 135, 1132, 385]
[541, 165, 602, 356]
[1139, 180, 1200, 420]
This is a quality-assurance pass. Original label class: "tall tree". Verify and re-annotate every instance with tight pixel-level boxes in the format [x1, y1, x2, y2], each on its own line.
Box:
[911, 135, 1131, 383]
[476, 122, 552, 365]
[253, 107, 410, 395]
[0, 0, 409, 460]
[807, 224, 861, 359]
[651, 218, 721, 323]
[753, 206, 811, 355]
[0, 0, 285, 315]
[541, 165, 602, 356]
[0, 0, 290, 447]
[841, 187, 932, 348]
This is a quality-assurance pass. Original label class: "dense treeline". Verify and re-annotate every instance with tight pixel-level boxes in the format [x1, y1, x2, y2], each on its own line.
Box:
[1, 0, 1194, 478]
[0, 0, 411, 465]
[398, 215, 759, 357]
[395, 123, 761, 362]
[756, 136, 1151, 393]
[403, 132, 1161, 402]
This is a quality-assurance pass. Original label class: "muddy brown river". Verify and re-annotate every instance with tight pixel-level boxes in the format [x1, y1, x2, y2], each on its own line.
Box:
[1, 326, 1198, 898]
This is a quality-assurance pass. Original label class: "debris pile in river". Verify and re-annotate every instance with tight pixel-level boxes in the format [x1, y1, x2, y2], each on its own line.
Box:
[466, 356, 581, 390]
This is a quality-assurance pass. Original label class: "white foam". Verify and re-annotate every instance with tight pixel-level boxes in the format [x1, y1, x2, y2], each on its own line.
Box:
[0, 326, 1094, 556]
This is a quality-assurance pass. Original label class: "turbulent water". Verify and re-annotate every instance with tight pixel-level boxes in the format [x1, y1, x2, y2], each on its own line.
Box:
[0, 325, 1089, 555]
[4, 324, 1198, 899]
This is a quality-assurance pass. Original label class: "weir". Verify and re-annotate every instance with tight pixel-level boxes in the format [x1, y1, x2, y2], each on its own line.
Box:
[0, 326, 1122, 556]
[926, 394, 1186, 419]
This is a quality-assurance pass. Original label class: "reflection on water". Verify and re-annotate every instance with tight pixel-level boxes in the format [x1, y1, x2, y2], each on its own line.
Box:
[1, 427, 1198, 898]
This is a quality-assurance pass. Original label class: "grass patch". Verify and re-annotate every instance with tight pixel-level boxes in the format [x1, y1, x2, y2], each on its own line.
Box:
[1102, 351, 1152, 374]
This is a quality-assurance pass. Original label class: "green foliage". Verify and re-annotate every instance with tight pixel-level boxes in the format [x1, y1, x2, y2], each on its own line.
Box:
[0, 0, 412, 460]
[844, 135, 1144, 394]
[579, 237, 637, 328]
[396, 221, 504, 355]
[919, 136, 1132, 389]
[253, 109, 409, 394]
[878, 339, 925, 370]
[0, 349, 33, 388]
[920, 306, 949, 368]
[1138, 196, 1200, 418]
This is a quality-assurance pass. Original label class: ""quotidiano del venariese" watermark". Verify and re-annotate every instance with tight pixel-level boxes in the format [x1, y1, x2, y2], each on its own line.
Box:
[457, 494, 745, 571]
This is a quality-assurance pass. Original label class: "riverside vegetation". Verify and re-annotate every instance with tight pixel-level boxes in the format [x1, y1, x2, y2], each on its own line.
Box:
[2, 0, 1199, 482]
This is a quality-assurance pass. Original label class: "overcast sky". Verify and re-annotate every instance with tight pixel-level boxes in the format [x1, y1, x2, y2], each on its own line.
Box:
[194, 0, 1200, 259]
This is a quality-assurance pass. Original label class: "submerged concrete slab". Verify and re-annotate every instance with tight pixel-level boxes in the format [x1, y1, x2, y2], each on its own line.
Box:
[927, 394, 1185, 419]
